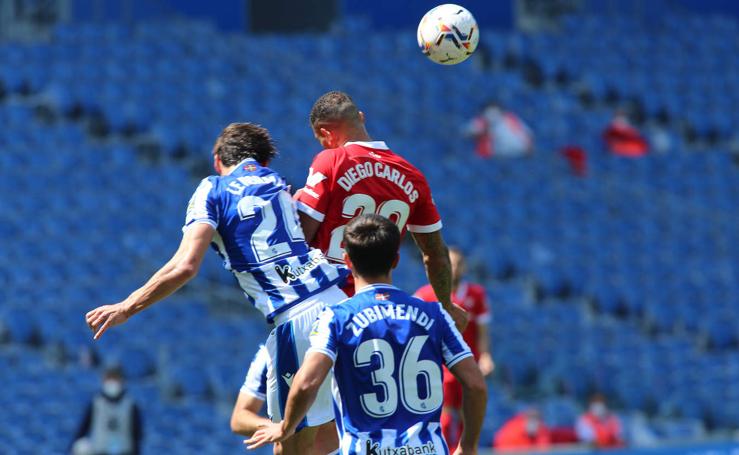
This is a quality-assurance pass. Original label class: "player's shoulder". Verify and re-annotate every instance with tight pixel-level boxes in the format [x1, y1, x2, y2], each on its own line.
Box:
[312, 146, 346, 167]
[197, 174, 221, 189]
[466, 283, 488, 298]
[190, 175, 223, 201]
[323, 293, 356, 318]
[379, 146, 426, 174]
[255, 344, 269, 360]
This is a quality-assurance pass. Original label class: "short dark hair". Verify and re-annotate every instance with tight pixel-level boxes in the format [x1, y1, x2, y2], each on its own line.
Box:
[309, 91, 361, 129]
[343, 214, 400, 278]
[212, 123, 277, 166]
[104, 365, 124, 381]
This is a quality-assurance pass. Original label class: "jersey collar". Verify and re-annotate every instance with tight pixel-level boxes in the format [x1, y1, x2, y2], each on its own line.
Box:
[355, 283, 400, 295]
[344, 141, 389, 150]
[229, 158, 259, 175]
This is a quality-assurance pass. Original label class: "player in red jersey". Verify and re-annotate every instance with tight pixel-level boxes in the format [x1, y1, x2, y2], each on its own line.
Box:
[294, 91, 468, 329]
[415, 247, 494, 449]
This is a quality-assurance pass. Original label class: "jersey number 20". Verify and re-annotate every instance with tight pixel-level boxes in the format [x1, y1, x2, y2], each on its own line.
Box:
[353, 335, 442, 417]
[327, 194, 410, 261]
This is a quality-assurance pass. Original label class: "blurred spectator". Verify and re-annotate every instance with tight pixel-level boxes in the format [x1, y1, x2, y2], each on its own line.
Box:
[415, 247, 494, 449]
[494, 408, 552, 451]
[77, 344, 100, 369]
[45, 340, 66, 367]
[71, 366, 143, 455]
[560, 145, 588, 176]
[464, 102, 534, 158]
[602, 110, 649, 157]
[576, 393, 624, 448]
[647, 124, 673, 154]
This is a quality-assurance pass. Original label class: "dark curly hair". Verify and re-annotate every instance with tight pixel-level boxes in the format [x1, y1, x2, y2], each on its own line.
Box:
[212, 123, 277, 166]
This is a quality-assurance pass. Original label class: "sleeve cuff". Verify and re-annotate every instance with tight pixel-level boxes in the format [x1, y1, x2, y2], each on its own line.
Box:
[306, 346, 336, 363]
[407, 220, 443, 234]
[296, 201, 326, 222]
[182, 219, 217, 233]
[446, 351, 473, 369]
[240, 386, 266, 401]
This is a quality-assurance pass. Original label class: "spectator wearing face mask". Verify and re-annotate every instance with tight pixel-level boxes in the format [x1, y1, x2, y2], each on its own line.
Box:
[494, 408, 552, 451]
[464, 101, 534, 158]
[71, 366, 143, 455]
[576, 393, 624, 448]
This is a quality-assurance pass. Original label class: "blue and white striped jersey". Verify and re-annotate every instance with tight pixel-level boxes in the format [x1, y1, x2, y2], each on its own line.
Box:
[184, 158, 348, 322]
[309, 284, 472, 455]
[241, 345, 269, 400]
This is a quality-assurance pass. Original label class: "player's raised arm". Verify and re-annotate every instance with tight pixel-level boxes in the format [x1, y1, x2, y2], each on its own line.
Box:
[85, 223, 214, 340]
[411, 230, 469, 330]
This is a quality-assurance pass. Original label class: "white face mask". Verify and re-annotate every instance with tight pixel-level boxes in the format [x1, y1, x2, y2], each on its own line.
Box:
[590, 402, 607, 418]
[102, 380, 123, 398]
[484, 107, 503, 122]
[525, 418, 540, 435]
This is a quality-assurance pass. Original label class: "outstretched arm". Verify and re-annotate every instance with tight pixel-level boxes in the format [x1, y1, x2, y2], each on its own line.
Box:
[411, 230, 469, 330]
[245, 352, 333, 449]
[85, 223, 215, 339]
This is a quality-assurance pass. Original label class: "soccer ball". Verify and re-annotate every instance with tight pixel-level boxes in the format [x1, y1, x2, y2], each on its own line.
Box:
[417, 4, 479, 65]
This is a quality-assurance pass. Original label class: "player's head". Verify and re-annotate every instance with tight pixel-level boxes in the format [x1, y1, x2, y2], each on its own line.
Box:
[342, 214, 400, 281]
[449, 246, 466, 288]
[309, 91, 367, 148]
[212, 123, 277, 174]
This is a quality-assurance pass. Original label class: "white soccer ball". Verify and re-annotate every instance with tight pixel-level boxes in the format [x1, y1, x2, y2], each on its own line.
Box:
[417, 4, 479, 65]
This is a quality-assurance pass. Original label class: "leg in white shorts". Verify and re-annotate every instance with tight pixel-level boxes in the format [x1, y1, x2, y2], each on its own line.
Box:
[265, 285, 346, 431]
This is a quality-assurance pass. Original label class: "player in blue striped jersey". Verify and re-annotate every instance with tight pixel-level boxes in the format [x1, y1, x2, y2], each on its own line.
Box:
[86, 123, 347, 453]
[231, 345, 271, 436]
[247, 215, 487, 455]
[231, 344, 340, 455]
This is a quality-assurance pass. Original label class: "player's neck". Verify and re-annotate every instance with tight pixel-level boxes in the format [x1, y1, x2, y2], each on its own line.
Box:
[343, 127, 372, 144]
[219, 165, 236, 176]
[353, 274, 392, 292]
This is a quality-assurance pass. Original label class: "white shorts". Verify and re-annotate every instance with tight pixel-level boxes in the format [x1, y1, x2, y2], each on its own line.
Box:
[265, 285, 347, 431]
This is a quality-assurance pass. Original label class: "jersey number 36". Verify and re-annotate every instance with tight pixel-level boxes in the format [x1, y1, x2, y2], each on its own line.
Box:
[353, 335, 442, 417]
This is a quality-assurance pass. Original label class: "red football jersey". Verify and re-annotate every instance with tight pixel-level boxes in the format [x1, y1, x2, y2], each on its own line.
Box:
[295, 141, 442, 263]
[414, 282, 491, 359]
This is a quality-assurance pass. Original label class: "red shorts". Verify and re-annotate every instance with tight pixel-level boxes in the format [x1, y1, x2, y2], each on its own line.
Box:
[442, 366, 463, 409]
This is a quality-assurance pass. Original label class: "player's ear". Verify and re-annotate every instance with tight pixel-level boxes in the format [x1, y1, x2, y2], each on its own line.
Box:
[342, 252, 355, 273]
[318, 127, 333, 146]
[213, 154, 223, 175]
[391, 253, 400, 270]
